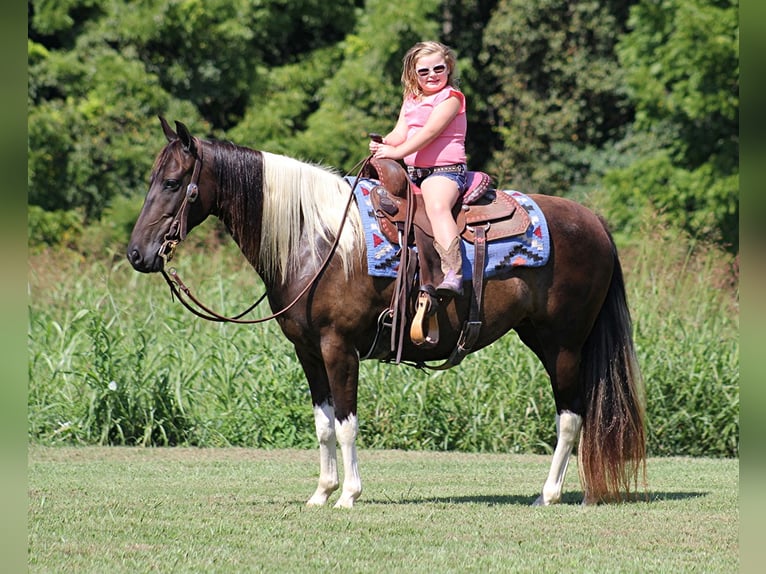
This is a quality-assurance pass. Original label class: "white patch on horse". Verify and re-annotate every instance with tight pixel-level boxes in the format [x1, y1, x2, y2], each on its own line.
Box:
[334, 413, 362, 508]
[534, 410, 582, 506]
[307, 402, 339, 506]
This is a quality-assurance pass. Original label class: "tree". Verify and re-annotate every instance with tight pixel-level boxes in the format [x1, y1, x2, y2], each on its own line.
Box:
[101, 0, 357, 131]
[28, 36, 202, 218]
[27, 0, 358, 223]
[233, 0, 443, 170]
[600, 0, 739, 250]
[479, 0, 636, 194]
[27, 0, 737, 252]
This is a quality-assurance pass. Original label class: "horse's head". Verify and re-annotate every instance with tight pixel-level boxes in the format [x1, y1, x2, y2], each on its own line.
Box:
[127, 117, 213, 273]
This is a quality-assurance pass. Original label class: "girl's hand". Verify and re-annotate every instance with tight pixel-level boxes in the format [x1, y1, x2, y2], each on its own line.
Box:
[373, 143, 399, 160]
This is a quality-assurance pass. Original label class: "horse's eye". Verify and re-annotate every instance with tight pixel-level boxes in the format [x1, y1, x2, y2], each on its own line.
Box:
[163, 179, 181, 191]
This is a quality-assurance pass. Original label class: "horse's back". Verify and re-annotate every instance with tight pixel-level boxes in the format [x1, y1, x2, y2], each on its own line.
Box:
[528, 193, 614, 273]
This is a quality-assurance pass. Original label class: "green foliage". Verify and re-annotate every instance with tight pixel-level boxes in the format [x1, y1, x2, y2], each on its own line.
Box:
[28, 0, 738, 252]
[275, 0, 443, 168]
[70, 193, 152, 262]
[28, 0, 105, 44]
[599, 0, 739, 251]
[82, 313, 192, 446]
[27, 298, 193, 446]
[359, 348, 556, 453]
[596, 150, 739, 248]
[622, 223, 739, 457]
[480, 0, 634, 194]
[28, 191, 153, 255]
[617, 0, 738, 164]
[27, 205, 84, 250]
[28, 35, 203, 219]
[227, 46, 345, 155]
[96, 0, 357, 129]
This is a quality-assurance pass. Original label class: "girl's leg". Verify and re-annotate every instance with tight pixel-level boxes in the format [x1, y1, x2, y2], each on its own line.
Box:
[420, 176, 460, 247]
[420, 176, 463, 296]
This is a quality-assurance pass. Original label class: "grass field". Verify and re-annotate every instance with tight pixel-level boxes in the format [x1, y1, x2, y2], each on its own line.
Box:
[28, 447, 738, 573]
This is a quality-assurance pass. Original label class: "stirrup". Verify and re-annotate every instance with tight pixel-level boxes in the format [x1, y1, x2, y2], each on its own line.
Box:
[410, 286, 439, 346]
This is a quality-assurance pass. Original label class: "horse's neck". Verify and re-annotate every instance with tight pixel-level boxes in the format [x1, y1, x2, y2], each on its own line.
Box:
[207, 144, 267, 275]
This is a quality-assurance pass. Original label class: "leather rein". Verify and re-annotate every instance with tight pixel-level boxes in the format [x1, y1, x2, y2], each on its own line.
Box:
[158, 145, 371, 324]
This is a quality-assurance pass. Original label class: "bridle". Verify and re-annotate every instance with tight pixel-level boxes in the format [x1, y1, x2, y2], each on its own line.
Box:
[157, 144, 203, 266]
[157, 142, 371, 324]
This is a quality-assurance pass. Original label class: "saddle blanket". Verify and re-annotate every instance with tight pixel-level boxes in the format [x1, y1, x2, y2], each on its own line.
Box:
[346, 177, 550, 279]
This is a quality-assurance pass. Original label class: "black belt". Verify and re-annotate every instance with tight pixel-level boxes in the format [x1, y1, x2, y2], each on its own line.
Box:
[407, 164, 465, 180]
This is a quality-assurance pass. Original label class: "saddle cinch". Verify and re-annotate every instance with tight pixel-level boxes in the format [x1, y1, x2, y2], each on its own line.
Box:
[361, 158, 531, 368]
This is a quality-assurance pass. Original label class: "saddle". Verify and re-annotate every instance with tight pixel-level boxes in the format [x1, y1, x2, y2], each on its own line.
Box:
[361, 158, 531, 368]
[365, 159, 530, 246]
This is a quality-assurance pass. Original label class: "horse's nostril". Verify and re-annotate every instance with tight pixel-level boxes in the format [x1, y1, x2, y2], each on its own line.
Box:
[128, 248, 142, 266]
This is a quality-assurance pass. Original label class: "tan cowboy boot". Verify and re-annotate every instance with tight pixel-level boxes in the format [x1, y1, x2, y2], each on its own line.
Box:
[434, 236, 464, 297]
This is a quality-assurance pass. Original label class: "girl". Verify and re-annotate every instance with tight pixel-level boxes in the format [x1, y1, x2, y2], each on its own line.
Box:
[370, 41, 467, 297]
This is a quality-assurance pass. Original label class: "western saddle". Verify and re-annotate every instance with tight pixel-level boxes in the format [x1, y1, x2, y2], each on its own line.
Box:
[360, 158, 531, 368]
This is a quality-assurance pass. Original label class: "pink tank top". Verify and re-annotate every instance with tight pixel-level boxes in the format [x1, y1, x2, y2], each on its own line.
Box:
[402, 87, 467, 167]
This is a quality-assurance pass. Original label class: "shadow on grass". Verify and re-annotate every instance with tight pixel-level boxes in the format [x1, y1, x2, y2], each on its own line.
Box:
[366, 490, 708, 506]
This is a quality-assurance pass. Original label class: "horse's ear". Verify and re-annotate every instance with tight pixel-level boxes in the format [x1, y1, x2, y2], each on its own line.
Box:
[159, 116, 177, 142]
[175, 121, 197, 157]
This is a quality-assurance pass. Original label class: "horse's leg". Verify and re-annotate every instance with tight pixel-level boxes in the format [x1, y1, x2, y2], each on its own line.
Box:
[517, 327, 584, 506]
[321, 335, 363, 509]
[333, 411, 361, 509]
[295, 348, 340, 506]
[308, 401, 340, 506]
[534, 347, 586, 506]
[533, 409, 582, 506]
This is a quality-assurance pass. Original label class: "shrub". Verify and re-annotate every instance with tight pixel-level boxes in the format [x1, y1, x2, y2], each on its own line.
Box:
[27, 205, 84, 251]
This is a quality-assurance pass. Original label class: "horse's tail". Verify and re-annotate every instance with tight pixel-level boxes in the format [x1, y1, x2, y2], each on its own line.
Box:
[579, 224, 647, 502]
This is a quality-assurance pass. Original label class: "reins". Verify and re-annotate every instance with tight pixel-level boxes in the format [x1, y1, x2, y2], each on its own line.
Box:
[159, 151, 373, 324]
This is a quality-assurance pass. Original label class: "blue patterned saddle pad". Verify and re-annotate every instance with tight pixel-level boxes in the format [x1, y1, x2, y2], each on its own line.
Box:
[347, 177, 550, 279]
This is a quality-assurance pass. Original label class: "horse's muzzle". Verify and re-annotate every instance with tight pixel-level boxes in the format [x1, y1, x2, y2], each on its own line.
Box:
[127, 243, 164, 273]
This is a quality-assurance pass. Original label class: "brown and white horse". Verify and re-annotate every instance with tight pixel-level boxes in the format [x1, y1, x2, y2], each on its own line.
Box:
[127, 118, 646, 507]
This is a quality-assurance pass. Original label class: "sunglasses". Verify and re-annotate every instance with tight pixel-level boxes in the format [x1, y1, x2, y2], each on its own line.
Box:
[416, 64, 447, 78]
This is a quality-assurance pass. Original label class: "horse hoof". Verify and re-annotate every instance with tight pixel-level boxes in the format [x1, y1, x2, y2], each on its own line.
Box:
[306, 489, 333, 507]
[532, 492, 561, 506]
[333, 494, 357, 509]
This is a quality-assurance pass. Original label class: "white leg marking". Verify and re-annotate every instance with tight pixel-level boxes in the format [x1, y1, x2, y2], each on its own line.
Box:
[333, 414, 362, 508]
[533, 410, 582, 506]
[306, 402, 339, 506]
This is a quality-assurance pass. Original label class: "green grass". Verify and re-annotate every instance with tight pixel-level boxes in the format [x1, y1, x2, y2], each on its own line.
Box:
[28, 447, 738, 573]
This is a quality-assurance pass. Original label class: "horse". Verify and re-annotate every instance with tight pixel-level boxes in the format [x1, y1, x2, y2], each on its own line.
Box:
[127, 117, 646, 508]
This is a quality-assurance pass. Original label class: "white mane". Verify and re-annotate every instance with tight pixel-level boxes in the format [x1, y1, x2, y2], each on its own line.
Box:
[258, 152, 364, 284]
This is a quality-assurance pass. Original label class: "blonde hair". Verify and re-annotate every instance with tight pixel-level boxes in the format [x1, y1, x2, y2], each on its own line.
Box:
[401, 41, 459, 99]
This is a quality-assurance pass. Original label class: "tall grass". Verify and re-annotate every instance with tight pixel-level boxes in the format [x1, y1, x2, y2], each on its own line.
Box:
[28, 220, 738, 456]
[621, 226, 739, 457]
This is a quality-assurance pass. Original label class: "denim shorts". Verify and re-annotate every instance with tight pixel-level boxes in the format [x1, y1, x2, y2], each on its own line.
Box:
[408, 164, 467, 193]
